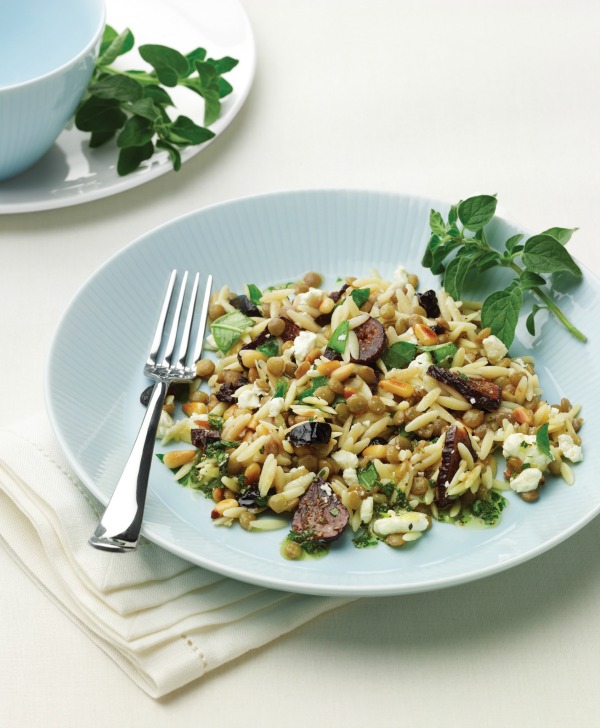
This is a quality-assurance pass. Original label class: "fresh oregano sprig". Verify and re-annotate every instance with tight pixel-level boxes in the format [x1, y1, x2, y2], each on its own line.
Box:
[75, 26, 239, 175]
[422, 194, 586, 347]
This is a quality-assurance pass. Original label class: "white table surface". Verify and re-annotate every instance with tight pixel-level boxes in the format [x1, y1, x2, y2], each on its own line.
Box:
[1, 1, 599, 725]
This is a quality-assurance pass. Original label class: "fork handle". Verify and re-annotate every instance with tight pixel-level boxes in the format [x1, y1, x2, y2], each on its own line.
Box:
[89, 380, 168, 552]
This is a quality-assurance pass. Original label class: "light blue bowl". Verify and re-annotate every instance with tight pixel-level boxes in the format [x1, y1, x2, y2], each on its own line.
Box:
[0, 0, 106, 181]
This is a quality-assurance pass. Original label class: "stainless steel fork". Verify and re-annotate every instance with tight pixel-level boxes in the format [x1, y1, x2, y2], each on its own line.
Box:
[89, 270, 213, 552]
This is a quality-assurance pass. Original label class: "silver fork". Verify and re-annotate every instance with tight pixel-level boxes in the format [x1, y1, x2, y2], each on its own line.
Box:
[89, 270, 213, 552]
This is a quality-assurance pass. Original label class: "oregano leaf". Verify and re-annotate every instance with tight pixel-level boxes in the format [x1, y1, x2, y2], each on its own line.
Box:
[481, 284, 523, 348]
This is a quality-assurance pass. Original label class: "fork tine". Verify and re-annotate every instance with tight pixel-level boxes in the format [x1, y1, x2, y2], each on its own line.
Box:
[190, 274, 213, 366]
[176, 272, 200, 370]
[160, 271, 188, 368]
[146, 269, 177, 368]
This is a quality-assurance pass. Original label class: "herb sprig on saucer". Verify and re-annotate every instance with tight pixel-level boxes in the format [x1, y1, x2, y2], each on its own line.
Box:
[75, 26, 239, 175]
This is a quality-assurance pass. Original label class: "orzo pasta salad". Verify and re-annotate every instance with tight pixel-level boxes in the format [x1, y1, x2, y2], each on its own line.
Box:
[152, 267, 583, 559]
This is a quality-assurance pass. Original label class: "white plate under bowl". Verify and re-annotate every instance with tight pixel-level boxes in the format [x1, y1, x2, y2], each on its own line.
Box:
[0, 0, 255, 214]
[45, 189, 600, 596]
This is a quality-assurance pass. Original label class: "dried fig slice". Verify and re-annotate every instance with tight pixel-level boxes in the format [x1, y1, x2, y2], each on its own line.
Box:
[191, 429, 221, 449]
[426, 365, 501, 411]
[292, 479, 349, 542]
[280, 318, 301, 342]
[352, 317, 386, 365]
[417, 290, 441, 318]
[436, 425, 476, 507]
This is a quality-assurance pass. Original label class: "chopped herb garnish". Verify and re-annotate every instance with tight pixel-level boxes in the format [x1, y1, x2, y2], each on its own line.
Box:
[247, 283, 263, 305]
[353, 527, 378, 549]
[382, 341, 417, 369]
[208, 414, 224, 431]
[535, 422, 553, 460]
[351, 288, 370, 308]
[211, 310, 254, 352]
[257, 338, 280, 358]
[328, 320, 350, 354]
[357, 461, 380, 490]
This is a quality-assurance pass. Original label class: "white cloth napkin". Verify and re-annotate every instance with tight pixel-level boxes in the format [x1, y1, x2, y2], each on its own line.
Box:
[0, 415, 352, 698]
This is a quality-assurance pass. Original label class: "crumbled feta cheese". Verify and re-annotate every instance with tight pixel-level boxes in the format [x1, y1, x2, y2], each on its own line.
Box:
[409, 352, 433, 371]
[482, 335, 508, 364]
[557, 434, 583, 463]
[393, 266, 410, 287]
[291, 331, 318, 362]
[373, 511, 429, 536]
[319, 482, 333, 496]
[331, 449, 359, 470]
[360, 496, 374, 524]
[235, 384, 263, 410]
[509, 467, 543, 493]
[342, 467, 359, 486]
[502, 433, 552, 470]
[267, 397, 285, 417]
[295, 288, 324, 308]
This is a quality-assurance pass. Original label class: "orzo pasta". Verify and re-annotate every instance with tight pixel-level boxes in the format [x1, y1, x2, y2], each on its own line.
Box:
[154, 267, 583, 558]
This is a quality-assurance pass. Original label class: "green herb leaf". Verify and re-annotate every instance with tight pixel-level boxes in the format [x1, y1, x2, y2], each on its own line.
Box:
[297, 375, 328, 401]
[481, 284, 523, 348]
[211, 310, 255, 353]
[117, 141, 154, 175]
[162, 115, 215, 146]
[443, 251, 473, 299]
[429, 209, 447, 237]
[535, 423, 553, 460]
[382, 341, 417, 369]
[89, 75, 144, 102]
[505, 233, 525, 254]
[519, 270, 546, 290]
[98, 27, 135, 65]
[540, 227, 578, 245]
[139, 44, 190, 86]
[458, 195, 497, 232]
[351, 288, 370, 308]
[274, 378, 289, 399]
[117, 115, 155, 148]
[522, 235, 582, 279]
[247, 284, 263, 305]
[208, 414, 224, 431]
[257, 338, 279, 358]
[75, 97, 127, 133]
[525, 305, 542, 336]
[328, 321, 350, 354]
[357, 461, 380, 490]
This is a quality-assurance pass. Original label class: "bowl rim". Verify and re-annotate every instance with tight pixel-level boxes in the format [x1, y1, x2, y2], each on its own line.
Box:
[0, 0, 107, 92]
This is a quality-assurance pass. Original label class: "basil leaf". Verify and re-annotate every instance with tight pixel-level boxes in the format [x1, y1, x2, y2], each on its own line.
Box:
[458, 195, 497, 232]
[211, 310, 255, 353]
[247, 284, 263, 305]
[297, 375, 329, 401]
[328, 321, 350, 354]
[351, 288, 370, 308]
[257, 338, 279, 358]
[481, 284, 523, 348]
[540, 227, 578, 245]
[274, 378, 289, 399]
[357, 461, 379, 490]
[535, 423, 553, 460]
[522, 235, 582, 279]
[382, 341, 417, 369]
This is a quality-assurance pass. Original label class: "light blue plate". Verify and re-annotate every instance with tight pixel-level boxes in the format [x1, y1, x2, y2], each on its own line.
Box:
[45, 190, 600, 596]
